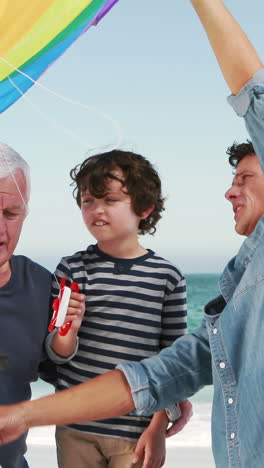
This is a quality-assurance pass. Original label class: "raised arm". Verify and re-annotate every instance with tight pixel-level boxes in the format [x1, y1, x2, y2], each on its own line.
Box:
[190, 0, 263, 94]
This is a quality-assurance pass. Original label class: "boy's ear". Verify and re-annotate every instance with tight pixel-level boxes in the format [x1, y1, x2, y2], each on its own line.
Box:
[140, 205, 154, 220]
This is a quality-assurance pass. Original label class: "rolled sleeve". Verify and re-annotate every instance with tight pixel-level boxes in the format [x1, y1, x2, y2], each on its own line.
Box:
[117, 361, 158, 416]
[45, 330, 79, 364]
[117, 321, 212, 417]
[228, 68, 264, 171]
[228, 69, 264, 117]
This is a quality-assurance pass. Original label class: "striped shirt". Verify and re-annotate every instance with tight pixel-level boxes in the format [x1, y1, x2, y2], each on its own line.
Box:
[49, 244, 187, 440]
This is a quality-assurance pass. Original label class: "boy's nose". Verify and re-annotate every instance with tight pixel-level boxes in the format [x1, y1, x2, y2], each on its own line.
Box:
[93, 200, 104, 213]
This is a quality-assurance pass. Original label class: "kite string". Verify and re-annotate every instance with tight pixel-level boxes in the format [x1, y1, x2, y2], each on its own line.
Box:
[2, 89, 67, 295]
[2, 56, 123, 149]
[8, 77, 96, 149]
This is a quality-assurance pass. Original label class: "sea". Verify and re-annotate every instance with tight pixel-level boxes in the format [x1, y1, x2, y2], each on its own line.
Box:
[28, 273, 220, 466]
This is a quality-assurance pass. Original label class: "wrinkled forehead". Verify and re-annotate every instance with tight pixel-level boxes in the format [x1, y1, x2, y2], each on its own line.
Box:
[0, 170, 28, 207]
[232, 154, 261, 180]
[236, 153, 261, 171]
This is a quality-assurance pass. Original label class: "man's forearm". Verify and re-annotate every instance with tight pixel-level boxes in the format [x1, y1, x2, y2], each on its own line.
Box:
[190, 0, 263, 94]
[23, 370, 134, 429]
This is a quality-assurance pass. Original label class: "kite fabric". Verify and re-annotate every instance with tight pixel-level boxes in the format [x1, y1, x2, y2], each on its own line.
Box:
[0, 0, 119, 113]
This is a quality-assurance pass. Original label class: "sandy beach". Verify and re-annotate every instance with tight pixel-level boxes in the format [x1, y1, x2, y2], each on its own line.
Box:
[26, 402, 214, 467]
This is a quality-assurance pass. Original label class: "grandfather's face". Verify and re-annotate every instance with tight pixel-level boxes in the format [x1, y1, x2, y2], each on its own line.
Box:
[0, 169, 28, 274]
[225, 154, 264, 236]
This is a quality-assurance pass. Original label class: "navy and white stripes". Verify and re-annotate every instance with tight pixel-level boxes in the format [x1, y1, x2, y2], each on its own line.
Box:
[50, 244, 187, 440]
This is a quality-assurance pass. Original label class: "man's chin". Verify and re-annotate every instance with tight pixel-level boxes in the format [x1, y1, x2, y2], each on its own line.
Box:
[235, 222, 248, 237]
[235, 221, 254, 237]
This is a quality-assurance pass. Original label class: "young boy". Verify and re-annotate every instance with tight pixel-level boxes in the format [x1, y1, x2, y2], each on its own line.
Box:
[46, 150, 188, 468]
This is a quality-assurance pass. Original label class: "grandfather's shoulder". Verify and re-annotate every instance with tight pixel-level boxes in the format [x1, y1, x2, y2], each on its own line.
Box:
[12, 255, 52, 283]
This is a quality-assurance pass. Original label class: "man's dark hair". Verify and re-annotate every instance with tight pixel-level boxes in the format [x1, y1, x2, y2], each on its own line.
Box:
[70, 149, 165, 235]
[227, 140, 256, 168]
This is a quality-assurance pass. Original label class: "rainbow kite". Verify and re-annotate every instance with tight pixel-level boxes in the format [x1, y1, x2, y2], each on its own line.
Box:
[0, 0, 119, 114]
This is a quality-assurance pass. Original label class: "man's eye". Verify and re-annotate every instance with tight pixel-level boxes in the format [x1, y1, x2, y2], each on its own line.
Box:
[5, 212, 18, 219]
[106, 198, 117, 203]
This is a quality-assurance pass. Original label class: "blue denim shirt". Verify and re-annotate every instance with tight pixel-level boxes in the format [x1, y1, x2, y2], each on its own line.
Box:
[117, 69, 264, 468]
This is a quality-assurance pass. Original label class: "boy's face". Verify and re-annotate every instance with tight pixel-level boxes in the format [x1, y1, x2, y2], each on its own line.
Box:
[80, 169, 146, 249]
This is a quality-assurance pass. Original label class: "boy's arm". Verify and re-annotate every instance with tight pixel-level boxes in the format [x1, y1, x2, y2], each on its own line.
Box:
[50, 291, 85, 357]
[131, 275, 191, 466]
[132, 402, 192, 468]
[159, 276, 192, 436]
[190, 0, 263, 94]
[132, 410, 168, 467]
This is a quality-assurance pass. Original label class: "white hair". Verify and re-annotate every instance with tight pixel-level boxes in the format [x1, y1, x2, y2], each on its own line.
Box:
[0, 143, 30, 200]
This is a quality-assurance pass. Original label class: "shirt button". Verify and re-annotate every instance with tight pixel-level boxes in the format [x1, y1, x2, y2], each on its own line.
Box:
[228, 398, 234, 405]
[213, 328, 218, 334]
[219, 362, 226, 369]
[230, 432, 235, 439]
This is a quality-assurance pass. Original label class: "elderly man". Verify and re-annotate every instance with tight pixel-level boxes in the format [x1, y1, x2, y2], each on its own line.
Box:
[0, 143, 53, 468]
[0, 1, 264, 467]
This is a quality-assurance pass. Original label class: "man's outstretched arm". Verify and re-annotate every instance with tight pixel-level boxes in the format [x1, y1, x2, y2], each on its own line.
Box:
[0, 370, 134, 445]
[190, 0, 263, 94]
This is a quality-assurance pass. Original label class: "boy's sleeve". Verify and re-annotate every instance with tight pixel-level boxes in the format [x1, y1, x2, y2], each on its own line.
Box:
[45, 330, 79, 364]
[228, 68, 264, 171]
[160, 276, 187, 349]
[37, 272, 57, 385]
[45, 259, 80, 364]
[160, 274, 187, 419]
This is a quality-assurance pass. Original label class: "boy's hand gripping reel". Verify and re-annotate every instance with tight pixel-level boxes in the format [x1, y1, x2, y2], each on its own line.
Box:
[48, 278, 79, 336]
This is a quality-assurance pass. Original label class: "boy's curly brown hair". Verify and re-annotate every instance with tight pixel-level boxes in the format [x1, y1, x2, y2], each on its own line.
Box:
[70, 150, 165, 235]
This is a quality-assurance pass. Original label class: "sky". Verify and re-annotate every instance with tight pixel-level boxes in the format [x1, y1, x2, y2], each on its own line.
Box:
[2, 0, 264, 273]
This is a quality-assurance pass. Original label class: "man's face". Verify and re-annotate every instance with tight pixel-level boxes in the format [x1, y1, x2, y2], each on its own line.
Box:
[0, 170, 28, 274]
[225, 154, 264, 236]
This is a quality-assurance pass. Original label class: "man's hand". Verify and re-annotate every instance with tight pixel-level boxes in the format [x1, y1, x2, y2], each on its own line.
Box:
[0, 403, 27, 446]
[166, 400, 193, 438]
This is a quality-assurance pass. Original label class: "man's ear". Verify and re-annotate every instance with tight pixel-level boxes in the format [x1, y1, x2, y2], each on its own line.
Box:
[140, 205, 154, 220]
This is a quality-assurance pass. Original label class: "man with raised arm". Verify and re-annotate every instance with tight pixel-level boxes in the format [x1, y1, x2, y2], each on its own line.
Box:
[1, 1, 264, 466]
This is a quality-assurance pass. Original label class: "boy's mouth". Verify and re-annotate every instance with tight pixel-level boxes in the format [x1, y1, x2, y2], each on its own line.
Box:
[94, 221, 107, 226]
